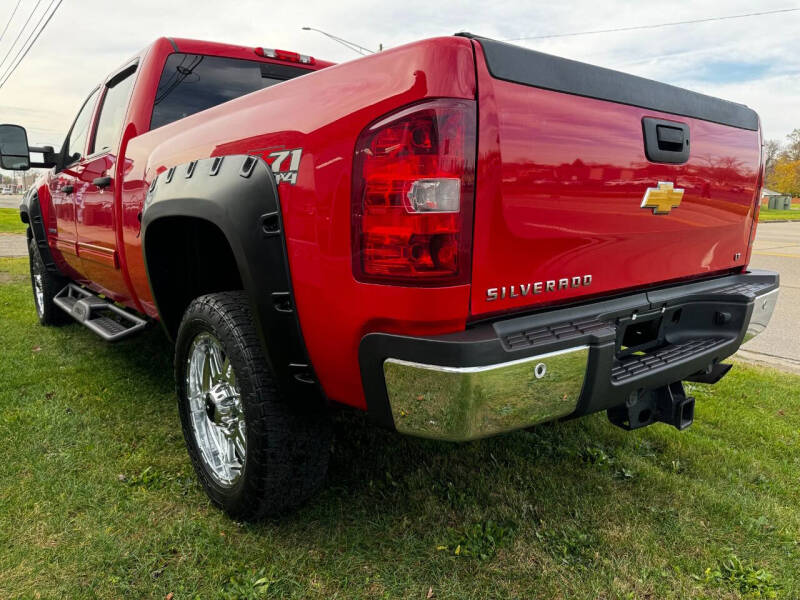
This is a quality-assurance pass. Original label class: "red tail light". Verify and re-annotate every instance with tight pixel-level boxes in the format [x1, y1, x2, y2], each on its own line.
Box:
[352, 99, 476, 285]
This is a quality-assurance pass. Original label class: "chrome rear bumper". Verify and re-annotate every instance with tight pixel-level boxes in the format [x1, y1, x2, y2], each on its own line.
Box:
[744, 288, 779, 342]
[361, 270, 779, 441]
[384, 347, 589, 441]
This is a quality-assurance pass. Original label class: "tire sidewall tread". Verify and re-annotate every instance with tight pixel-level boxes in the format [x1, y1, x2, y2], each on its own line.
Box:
[27, 237, 69, 326]
[174, 291, 331, 521]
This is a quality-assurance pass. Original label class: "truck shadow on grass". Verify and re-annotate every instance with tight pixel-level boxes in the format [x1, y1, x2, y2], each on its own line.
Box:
[105, 323, 630, 528]
[322, 408, 616, 520]
[104, 324, 637, 519]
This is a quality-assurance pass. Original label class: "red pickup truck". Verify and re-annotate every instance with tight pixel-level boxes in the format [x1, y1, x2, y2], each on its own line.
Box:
[1, 34, 779, 520]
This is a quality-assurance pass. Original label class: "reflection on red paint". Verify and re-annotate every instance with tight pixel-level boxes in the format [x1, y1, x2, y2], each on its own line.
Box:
[469, 42, 759, 318]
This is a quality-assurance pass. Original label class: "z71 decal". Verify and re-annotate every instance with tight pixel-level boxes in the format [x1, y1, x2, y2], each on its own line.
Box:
[264, 148, 303, 185]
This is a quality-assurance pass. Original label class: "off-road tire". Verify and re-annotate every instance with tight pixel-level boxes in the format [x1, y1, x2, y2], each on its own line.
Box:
[175, 291, 332, 520]
[28, 236, 69, 326]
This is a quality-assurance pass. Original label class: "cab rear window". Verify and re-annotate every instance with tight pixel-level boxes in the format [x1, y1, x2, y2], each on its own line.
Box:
[150, 53, 310, 130]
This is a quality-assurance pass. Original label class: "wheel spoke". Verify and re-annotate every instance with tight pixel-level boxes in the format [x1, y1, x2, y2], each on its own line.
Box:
[221, 356, 233, 385]
[202, 345, 213, 390]
[194, 353, 206, 396]
[209, 345, 224, 381]
[210, 422, 228, 463]
[225, 436, 238, 471]
[33, 273, 44, 315]
[233, 423, 246, 459]
[188, 352, 200, 394]
[188, 392, 206, 413]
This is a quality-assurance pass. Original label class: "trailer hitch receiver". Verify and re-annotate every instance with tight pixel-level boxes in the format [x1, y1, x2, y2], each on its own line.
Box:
[608, 382, 695, 431]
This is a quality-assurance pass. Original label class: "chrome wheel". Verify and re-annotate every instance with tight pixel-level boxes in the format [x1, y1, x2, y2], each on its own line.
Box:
[185, 332, 246, 487]
[33, 273, 44, 318]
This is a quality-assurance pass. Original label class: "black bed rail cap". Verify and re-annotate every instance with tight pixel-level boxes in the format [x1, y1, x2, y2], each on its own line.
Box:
[454, 32, 758, 131]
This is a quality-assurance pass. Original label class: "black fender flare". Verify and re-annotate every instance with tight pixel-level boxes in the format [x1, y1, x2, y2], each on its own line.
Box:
[141, 154, 321, 404]
[21, 189, 62, 275]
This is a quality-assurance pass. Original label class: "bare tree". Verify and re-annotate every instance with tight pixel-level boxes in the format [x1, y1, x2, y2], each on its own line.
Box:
[764, 139, 782, 178]
[784, 128, 800, 161]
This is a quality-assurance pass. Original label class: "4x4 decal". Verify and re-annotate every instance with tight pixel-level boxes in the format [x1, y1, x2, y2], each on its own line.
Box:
[264, 148, 303, 185]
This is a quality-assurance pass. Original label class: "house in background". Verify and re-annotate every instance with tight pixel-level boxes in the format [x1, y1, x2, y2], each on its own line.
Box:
[761, 188, 793, 209]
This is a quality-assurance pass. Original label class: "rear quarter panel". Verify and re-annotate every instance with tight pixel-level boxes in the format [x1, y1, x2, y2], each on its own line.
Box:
[122, 37, 477, 409]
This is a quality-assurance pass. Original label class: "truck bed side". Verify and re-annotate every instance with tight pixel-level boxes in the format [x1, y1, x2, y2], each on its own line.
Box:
[123, 36, 476, 409]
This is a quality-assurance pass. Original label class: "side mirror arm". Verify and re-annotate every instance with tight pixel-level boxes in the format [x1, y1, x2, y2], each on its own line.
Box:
[28, 145, 59, 169]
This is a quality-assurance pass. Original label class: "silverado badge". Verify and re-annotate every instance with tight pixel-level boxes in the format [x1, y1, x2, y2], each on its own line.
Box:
[641, 181, 684, 215]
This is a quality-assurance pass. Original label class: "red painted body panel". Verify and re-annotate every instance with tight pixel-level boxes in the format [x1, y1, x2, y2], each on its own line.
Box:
[74, 151, 127, 295]
[27, 35, 762, 413]
[45, 174, 83, 278]
[469, 42, 759, 318]
[37, 37, 336, 314]
[120, 36, 476, 409]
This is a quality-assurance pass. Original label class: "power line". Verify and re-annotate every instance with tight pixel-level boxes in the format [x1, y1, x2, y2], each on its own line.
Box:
[503, 7, 800, 41]
[0, 0, 62, 91]
[0, 0, 44, 75]
[0, 0, 24, 45]
[0, 0, 55, 85]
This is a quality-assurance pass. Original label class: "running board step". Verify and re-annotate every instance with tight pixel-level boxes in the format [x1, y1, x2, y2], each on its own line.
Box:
[53, 283, 147, 342]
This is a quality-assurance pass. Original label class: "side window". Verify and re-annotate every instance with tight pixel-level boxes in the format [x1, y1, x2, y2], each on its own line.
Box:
[91, 65, 137, 155]
[63, 88, 99, 166]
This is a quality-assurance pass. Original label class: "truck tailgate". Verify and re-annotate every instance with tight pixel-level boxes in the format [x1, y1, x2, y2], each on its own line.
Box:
[469, 37, 761, 318]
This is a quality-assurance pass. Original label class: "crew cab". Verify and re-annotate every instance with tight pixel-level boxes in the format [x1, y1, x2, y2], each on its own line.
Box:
[0, 34, 778, 519]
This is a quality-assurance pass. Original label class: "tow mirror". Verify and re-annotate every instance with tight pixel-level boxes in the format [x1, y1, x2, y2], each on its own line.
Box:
[0, 124, 30, 170]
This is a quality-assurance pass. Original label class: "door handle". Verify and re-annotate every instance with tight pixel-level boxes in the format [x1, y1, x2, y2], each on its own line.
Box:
[656, 125, 684, 148]
[93, 176, 112, 189]
[60, 185, 74, 195]
[642, 117, 690, 164]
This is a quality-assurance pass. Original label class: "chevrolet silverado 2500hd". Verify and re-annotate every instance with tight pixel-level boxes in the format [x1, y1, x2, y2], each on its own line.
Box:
[0, 34, 778, 519]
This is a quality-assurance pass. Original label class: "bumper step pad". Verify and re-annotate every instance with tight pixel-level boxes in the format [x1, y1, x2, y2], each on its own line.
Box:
[503, 317, 611, 350]
[53, 284, 147, 342]
[611, 337, 726, 383]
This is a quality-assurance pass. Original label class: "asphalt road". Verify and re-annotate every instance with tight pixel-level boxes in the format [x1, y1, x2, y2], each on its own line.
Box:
[0, 192, 796, 371]
[738, 221, 800, 373]
[0, 193, 22, 209]
[0, 195, 26, 257]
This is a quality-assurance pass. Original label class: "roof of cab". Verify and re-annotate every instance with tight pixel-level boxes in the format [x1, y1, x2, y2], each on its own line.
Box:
[165, 37, 336, 70]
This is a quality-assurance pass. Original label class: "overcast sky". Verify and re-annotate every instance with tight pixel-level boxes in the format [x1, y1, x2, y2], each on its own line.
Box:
[0, 0, 798, 152]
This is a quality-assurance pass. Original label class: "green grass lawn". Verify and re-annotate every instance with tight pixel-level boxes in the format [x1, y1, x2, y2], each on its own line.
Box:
[1, 256, 798, 599]
[0, 207, 26, 234]
[759, 207, 800, 222]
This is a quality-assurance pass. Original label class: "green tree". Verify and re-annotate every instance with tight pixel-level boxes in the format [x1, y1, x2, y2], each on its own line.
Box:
[766, 157, 800, 197]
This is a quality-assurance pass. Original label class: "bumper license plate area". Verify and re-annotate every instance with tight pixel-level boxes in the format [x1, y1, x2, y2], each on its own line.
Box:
[616, 311, 665, 359]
